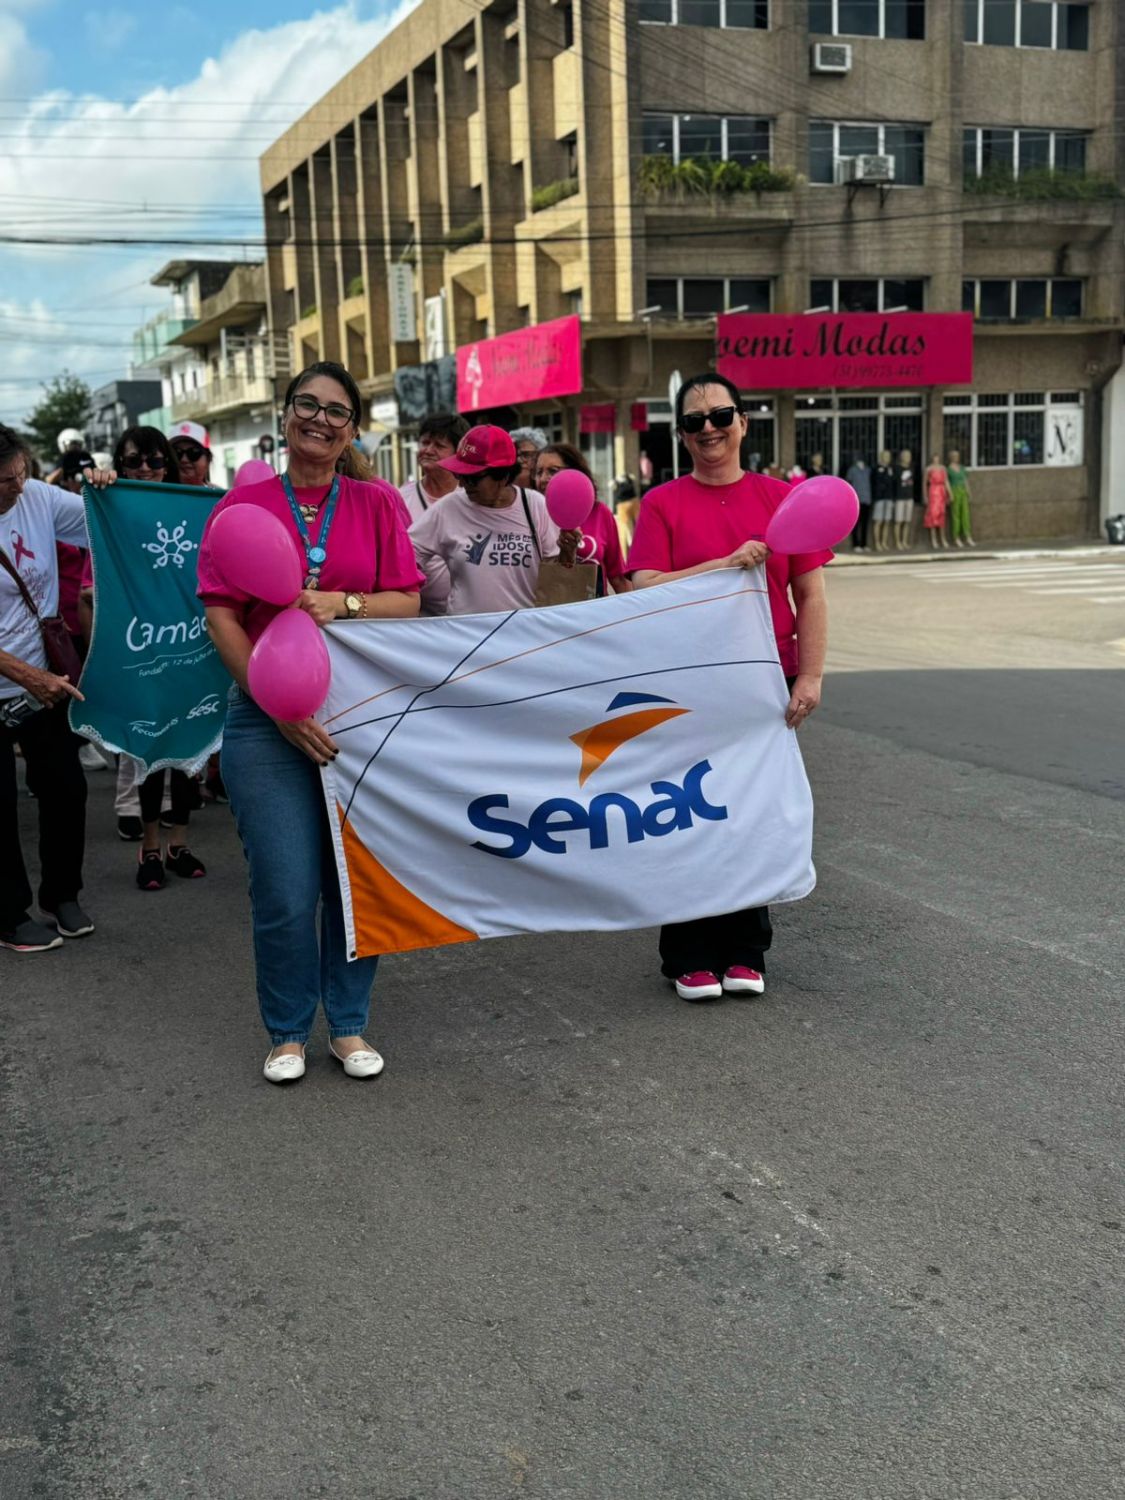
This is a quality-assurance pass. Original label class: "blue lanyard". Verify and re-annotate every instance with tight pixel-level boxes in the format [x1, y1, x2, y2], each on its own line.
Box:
[281, 472, 341, 588]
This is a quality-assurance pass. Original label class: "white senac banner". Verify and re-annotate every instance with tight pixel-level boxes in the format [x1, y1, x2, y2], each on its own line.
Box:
[320, 570, 815, 960]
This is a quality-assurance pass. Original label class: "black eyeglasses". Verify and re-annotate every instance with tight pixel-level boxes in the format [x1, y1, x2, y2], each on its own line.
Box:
[290, 393, 355, 429]
[172, 444, 207, 463]
[679, 405, 740, 435]
[120, 452, 167, 470]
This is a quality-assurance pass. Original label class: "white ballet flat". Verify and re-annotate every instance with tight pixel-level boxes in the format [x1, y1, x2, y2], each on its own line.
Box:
[263, 1047, 306, 1084]
[329, 1042, 385, 1079]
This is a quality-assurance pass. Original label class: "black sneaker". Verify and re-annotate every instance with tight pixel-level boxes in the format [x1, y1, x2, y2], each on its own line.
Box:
[40, 901, 95, 938]
[0, 917, 63, 953]
[136, 850, 166, 891]
[166, 845, 206, 879]
[117, 815, 143, 841]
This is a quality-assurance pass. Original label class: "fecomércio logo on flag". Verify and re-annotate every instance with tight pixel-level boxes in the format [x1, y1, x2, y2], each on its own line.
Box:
[320, 571, 816, 960]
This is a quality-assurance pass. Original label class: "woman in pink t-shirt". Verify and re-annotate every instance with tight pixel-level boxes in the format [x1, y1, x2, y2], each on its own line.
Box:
[198, 361, 423, 1086]
[532, 443, 631, 594]
[626, 373, 831, 1005]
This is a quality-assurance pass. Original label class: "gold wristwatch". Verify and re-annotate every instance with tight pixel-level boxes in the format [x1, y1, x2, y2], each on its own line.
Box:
[344, 592, 363, 618]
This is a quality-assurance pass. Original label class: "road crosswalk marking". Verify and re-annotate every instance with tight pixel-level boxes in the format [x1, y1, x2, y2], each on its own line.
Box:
[851, 558, 1125, 607]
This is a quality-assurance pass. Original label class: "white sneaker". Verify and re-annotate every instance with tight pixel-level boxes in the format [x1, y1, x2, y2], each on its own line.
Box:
[263, 1046, 306, 1084]
[329, 1042, 385, 1079]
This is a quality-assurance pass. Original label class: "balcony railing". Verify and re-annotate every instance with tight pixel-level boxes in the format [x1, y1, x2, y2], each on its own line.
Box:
[170, 374, 274, 424]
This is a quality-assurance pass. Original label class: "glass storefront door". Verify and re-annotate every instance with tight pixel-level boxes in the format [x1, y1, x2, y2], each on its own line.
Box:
[796, 393, 925, 473]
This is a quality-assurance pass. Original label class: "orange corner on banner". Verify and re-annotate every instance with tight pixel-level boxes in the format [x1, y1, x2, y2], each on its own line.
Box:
[570, 707, 689, 788]
[338, 808, 478, 957]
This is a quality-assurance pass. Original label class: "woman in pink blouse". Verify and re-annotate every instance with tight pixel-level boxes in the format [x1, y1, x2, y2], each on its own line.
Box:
[627, 373, 831, 1005]
[198, 362, 422, 1085]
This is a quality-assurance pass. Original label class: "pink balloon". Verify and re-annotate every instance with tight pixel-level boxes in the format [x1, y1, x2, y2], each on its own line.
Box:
[208, 502, 303, 605]
[247, 609, 331, 722]
[234, 458, 276, 487]
[765, 475, 860, 554]
[544, 468, 595, 530]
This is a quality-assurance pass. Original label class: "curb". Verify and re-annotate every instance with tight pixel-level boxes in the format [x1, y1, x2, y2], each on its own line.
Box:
[832, 544, 1124, 568]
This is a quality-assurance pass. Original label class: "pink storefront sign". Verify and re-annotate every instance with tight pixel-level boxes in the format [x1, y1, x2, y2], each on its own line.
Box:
[579, 403, 616, 434]
[457, 315, 583, 411]
[716, 312, 973, 390]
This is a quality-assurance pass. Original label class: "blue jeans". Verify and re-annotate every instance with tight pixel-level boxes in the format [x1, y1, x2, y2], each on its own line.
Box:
[221, 690, 378, 1045]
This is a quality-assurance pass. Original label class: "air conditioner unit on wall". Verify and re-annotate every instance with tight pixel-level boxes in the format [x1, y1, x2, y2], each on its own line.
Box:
[811, 42, 852, 74]
[835, 154, 896, 186]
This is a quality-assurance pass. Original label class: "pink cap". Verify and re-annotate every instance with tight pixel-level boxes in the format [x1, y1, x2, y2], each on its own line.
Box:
[439, 424, 517, 474]
[168, 420, 211, 451]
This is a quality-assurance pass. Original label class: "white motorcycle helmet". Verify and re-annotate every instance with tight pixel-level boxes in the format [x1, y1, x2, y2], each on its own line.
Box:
[57, 426, 86, 453]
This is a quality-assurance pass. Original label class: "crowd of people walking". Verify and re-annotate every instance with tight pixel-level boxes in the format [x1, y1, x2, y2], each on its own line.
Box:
[1, 362, 831, 1086]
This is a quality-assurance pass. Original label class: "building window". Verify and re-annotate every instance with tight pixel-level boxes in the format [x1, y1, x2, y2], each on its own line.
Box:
[962, 278, 1083, 320]
[809, 277, 924, 311]
[795, 391, 924, 475]
[639, 0, 768, 27]
[942, 391, 1084, 467]
[645, 277, 772, 318]
[809, 120, 925, 185]
[964, 1, 1088, 51]
[962, 126, 1087, 179]
[809, 0, 925, 39]
[642, 113, 771, 166]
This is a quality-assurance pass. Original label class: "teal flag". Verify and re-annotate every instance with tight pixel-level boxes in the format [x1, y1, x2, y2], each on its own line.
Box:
[70, 479, 229, 775]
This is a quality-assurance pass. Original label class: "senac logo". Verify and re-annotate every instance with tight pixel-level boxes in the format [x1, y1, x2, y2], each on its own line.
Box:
[466, 692, 728, 860]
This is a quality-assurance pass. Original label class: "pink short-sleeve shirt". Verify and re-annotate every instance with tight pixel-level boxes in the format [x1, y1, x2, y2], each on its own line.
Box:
[197, 474, 423, 642]
[625, 472, 832, 676]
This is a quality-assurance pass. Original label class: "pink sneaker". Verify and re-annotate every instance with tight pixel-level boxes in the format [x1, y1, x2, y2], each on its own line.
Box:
[674, 971, 723, 1001]
[723, 966, 765, 996]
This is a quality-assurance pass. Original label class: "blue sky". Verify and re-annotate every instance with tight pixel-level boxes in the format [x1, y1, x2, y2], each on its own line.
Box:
[0, 0, 416, 424]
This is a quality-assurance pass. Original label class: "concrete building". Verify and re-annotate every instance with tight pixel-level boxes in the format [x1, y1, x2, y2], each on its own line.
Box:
[134, 261, 279, 488]
[86, 378, 163, 456]
[259, 0, 1125, 540]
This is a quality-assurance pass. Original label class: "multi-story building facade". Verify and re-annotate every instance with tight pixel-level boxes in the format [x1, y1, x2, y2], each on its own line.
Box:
[86, 378, 163, 456]
[134, 260, 279, 487]
[259, 0, 1125, 540]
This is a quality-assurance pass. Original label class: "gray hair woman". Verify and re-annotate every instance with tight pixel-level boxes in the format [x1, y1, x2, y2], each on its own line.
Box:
[509, 426, 548, 490]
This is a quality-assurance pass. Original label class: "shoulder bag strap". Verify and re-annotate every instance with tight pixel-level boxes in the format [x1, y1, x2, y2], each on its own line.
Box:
[518, 488, 543, 560]
[0, 545, 42, 621]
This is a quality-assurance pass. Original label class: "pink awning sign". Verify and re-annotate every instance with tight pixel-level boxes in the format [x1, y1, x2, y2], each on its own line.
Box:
[716, 312, 973, 390]
[580, 403, 616, 434]
[457, 315, 583, 411]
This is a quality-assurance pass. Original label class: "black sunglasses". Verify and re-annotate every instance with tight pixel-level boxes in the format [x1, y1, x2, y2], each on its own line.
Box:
[120, 452, 167, 470]
[679, 405, 740, 435]
[172, 444, 207, 463]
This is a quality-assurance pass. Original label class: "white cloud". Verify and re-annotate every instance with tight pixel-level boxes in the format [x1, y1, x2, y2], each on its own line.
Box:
[0, 10, 47, 97]
[0, 1, 418, 420]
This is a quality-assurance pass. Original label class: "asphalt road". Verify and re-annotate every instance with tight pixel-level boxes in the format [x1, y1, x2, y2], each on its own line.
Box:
[2, 553, 1123, 1499]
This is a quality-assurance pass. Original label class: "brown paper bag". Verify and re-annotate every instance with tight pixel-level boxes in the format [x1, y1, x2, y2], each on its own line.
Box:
[532, 560, 600, 608]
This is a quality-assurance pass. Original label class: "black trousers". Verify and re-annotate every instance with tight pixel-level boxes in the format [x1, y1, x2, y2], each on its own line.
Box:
[659, 904, 773, 977]
[139, 768, 195, 826]
[0, 700, 87, 927]
[657, 671, 795, 978]
[853, 504, 872, 549]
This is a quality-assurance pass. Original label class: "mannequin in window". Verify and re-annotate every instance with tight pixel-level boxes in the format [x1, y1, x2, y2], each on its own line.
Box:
[923, 453, 950, 549]
[893, 448, 915, 551]
[871, 449, 895, 552]
[947, 450, 975, 547]
[845, 453, 872, 551]
[807, 451, 826, 479]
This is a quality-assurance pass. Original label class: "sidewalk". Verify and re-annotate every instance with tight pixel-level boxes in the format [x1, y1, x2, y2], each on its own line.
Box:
[832, 541, 1125, 568]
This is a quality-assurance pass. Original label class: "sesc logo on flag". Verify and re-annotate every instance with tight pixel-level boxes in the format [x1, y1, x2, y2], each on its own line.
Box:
[321, 571, 816, 959]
